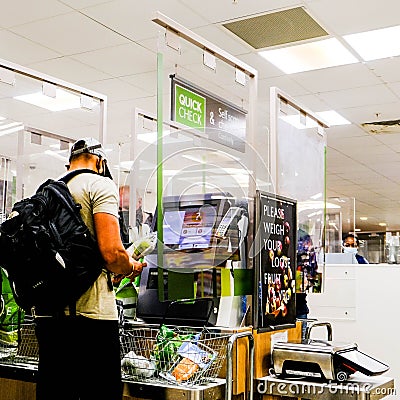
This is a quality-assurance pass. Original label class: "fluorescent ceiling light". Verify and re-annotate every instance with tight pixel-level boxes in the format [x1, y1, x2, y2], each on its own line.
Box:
[0, 121, 22, 130]
[259, 38, 358, 74]
[14, 88, 81, 111]
[316, 110, 350, 126]
[310, 192, 323, 200]
[379, 222, 387, 226]
[299, 200, 340, 212]
[344, 25, 400, 61]
[0, 124, 24, 137]
[360, 217, 368, 221]
[355, 228, 361, 232]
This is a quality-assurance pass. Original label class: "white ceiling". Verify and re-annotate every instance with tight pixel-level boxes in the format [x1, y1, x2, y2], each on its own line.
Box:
[1, 0, 400, 232]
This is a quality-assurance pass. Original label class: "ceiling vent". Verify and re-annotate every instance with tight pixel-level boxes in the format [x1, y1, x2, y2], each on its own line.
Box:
[222, 7, 328, 49]
[361, 119, 400, 135]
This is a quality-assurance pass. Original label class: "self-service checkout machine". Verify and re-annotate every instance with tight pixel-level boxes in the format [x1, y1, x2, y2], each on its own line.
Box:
[136, 192, 249, 328]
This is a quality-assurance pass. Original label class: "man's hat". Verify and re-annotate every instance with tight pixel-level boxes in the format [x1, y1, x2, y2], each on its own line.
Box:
[69, 137, 112, 179]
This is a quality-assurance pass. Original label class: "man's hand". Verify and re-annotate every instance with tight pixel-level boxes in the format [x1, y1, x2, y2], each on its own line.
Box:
[111, 259, 147, 284]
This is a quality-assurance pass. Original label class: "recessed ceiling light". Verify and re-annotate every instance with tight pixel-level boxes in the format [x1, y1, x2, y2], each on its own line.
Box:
[355, 228, 361, 232]
[316, 110, 350, 126]
[259, 37, 358, 74]
[14, 88, 81, 111]
[343, 25, 400, 61]
[379, 222, 387, 226]
[360, 217, 368, 221]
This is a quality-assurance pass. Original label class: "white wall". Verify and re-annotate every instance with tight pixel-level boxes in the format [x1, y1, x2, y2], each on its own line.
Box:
[307, 264, 399, 383]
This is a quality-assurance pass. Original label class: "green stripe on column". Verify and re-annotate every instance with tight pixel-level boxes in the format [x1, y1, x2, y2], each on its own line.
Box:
[233, 269, 254, 296]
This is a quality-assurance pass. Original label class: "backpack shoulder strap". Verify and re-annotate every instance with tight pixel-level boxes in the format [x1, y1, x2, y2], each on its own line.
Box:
[59, 169, 99, 184]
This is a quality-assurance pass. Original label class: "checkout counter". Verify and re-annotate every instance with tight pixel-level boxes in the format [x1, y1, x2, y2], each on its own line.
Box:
[0, 194, 396, 400]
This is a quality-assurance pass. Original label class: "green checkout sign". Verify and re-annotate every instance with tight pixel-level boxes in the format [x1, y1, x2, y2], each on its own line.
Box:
[171, 76, 247, 152]
[174, 84, 206, 132]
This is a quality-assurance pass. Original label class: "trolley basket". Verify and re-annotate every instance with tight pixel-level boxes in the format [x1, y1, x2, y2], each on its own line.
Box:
[120, 299, 230, 386]
[0, 318, 38, 367]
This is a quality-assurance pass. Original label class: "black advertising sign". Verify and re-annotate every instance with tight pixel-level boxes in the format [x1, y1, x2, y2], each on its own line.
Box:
[171, 76, 247, 152]
[256, 191, 297, 331]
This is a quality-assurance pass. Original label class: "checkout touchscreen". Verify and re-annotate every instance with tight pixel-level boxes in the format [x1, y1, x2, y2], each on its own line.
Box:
[163, 204, 216, 250]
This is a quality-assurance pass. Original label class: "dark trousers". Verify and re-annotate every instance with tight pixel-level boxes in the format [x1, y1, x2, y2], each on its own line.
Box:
[35, 315, 122, 400]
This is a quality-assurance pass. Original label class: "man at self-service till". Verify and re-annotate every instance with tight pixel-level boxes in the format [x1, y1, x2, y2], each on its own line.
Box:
[136, 193, 248, 327]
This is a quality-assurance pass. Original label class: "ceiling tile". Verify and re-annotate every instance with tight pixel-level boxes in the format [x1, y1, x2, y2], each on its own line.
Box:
[83, 77, 150, 102]
[339, 102, 400, 124]
[71, 43, 156, 77]
[59, 0, 112, 8]
[119, 71, 157, 97]
[0, 30, 60, 65]
[317, 84, 398, 109]
[81, 0, 209, 42]
[29, 57, 112, 84]
[194, 24, 252, 56]
[259, 76, 310, 100]
[180, 0, 300, 24]
[10, 11, 129, 55]
[305, 0, 400, 35]
[291, 63, 381, 93]
[368, 57, 400, 84]
[0, 0, 71, 28]
[386, 82, 400, 98]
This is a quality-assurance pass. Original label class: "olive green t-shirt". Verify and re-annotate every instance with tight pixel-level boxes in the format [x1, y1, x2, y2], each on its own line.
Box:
[65, 171, 119, 320]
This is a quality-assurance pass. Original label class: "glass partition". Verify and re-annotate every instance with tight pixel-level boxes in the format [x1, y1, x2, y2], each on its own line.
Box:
[325, 196, 355, 253]
[270, 87, 328, 294]
[0, 58, 106, 206]
[132, 13, 262, 326]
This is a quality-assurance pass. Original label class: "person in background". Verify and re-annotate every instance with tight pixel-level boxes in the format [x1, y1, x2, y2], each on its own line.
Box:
[34, 138, 146, 400]
[343, 233, 369, 264]
[296, 229, 318, 340]
[131, 191, 150, 243]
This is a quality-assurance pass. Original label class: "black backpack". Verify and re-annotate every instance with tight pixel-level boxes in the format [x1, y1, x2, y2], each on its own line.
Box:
[0, 169, 105, 315]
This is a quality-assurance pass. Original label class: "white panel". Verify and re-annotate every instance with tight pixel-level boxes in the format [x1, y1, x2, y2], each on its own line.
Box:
[308, 306, 356, 320]
[324, 266, 356, 279]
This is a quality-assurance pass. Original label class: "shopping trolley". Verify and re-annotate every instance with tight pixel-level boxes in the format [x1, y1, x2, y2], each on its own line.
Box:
[0, 317, 39, 368]
[120, 299, 231, 386]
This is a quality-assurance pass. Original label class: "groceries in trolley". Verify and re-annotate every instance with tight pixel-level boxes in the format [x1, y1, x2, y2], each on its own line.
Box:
[120, 324, 229, 386]
[159, 340, 217, 384]
[121, 351, 156, 378]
